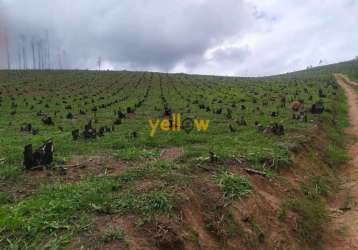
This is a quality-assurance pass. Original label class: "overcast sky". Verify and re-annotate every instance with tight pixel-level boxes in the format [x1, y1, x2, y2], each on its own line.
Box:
[0, 0, 357, 76]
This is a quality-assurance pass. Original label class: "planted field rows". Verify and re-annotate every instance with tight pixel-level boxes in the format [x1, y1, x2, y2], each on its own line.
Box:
[0, 68, 350, 249]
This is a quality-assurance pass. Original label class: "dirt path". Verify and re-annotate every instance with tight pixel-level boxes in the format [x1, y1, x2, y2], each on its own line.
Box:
[324, 74, 358, 249]
[336, 73, 358, 87]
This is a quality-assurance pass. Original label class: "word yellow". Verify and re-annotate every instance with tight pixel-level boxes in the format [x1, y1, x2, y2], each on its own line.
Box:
[148, 113, 209, 137]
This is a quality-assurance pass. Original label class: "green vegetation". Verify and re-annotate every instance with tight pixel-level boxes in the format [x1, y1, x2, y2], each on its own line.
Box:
[289, 197, 329, 247]
[0, 60, 356, 249]
[0, 67, 341, 165]
[0, 169, 175, 248]
[0, 192, 10, 205]
[101, 226, 124, 243]
[0, 165, 21, 181]
[247, 217, 265, 242]
[215, 170, 253, 200]
[301, 176, 332, 198]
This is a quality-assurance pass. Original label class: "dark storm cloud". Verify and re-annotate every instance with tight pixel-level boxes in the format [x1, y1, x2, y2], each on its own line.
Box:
[0, 0, 7, 67]
[1, 0, 255, 71]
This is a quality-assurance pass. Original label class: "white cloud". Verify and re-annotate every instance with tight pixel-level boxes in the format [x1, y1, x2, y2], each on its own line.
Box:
[182, 0, 358, 76]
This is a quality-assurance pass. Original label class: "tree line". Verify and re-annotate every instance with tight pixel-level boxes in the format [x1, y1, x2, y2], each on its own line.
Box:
[1, 26, 68, 70]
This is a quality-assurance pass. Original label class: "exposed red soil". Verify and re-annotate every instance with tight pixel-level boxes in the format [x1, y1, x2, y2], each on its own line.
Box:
[160, 147, 184, 161]
[336, 74, 358, 87]
[18, 118, 340, 249]
[1, 154, 127, 202]
[24, 154, 127, 183]
[324, 74, 358, 249]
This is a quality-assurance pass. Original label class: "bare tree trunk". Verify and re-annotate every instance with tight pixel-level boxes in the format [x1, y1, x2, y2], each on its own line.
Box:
[17, 50, 22, 70]
[20, 35, 27, 69]
[37, 41, 42, 70]
[6, 45, 10, 69]
[97, 56, 102, 71]
[46, 30, 50, 69]
[31, 39, 36, 69]
[58, 52, 62, 69]
[5, 27, 11, 69]
[22, 46, 27, 69]
[41, 41, 46, 69]
[62, 50, 67, 69]
[41, 40, 45, 69]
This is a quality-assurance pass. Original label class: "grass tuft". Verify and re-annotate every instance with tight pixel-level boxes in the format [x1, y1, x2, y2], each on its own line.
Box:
[215, 171, 254, 200]
[101, 226, 124, 243]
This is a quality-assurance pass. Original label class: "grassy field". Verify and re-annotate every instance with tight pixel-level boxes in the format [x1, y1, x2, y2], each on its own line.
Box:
[0, 60, 356, 249]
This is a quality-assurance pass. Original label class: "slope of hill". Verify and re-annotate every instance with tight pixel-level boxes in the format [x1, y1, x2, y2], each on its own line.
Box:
[0, 60, 356, 249]
[285, 59, 358, 81]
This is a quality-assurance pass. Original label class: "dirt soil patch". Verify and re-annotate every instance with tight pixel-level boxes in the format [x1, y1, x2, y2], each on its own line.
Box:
[25, 154, 127, 183]
[160, 147, 184, 161]
[324, 74, 358, 249]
